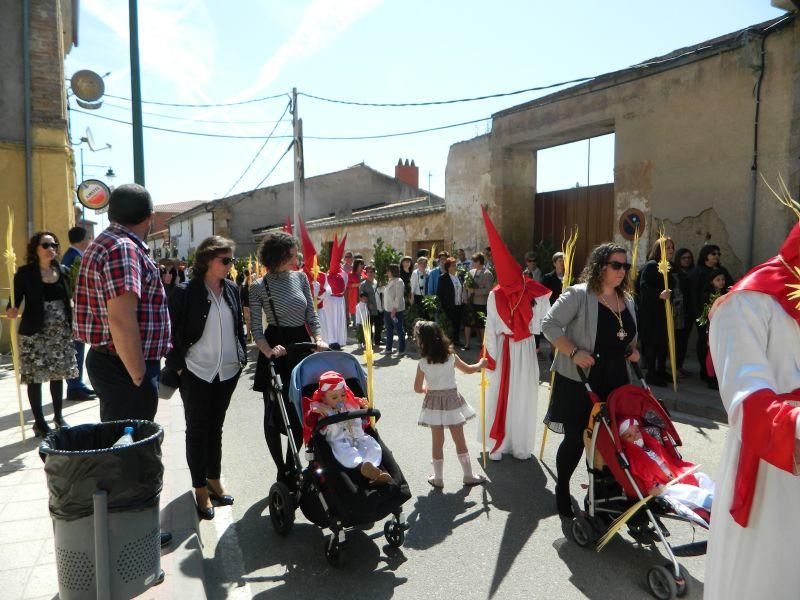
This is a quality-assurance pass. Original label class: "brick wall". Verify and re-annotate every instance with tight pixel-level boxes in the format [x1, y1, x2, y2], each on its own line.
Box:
[29, 0, 67, 128]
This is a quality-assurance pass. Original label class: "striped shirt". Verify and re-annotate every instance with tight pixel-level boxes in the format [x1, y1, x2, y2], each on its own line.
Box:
[73, 223, 171, 359]
[249, 271, 321, 343]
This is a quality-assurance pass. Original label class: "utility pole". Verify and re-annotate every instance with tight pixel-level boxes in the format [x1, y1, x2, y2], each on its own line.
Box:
[129, 0, 145, 185]
[292, 87, 304, 230]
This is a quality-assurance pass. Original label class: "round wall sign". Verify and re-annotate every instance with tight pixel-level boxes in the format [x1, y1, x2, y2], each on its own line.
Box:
[70, 70, 105, 102]
[77, 179, 111, 210]
[619, 208, 645, 241]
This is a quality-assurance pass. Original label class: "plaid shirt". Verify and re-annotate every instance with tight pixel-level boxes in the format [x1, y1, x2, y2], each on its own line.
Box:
[73, 223, 171, 359]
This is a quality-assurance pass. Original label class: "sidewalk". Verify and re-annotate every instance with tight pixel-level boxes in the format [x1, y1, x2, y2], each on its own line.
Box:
[0, 355, 206, 599]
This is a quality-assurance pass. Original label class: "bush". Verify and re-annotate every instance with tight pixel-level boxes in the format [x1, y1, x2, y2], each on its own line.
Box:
[372, 238, 402, 286]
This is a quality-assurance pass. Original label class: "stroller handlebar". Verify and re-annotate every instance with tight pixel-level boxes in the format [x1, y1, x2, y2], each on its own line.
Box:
[312, 408, 381, 436]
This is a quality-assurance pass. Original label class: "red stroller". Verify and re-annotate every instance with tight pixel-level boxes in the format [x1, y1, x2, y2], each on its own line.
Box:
[570, 364, 709, 600]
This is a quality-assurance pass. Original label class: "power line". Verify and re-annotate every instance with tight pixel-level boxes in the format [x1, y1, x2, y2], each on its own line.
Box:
[223, 101, 292, 197]
[103, 98, 289, 125]
[104, 91, 290, 108]
[230, 141, 294, 202]
[298, 76, 595, 107]
[71, 107, 293, 139]
[71, 106, 491, 140]
[304, 117, 490, 140]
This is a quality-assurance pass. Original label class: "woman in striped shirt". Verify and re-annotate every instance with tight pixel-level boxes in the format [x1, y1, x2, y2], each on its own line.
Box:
[251, 231, 326, 484]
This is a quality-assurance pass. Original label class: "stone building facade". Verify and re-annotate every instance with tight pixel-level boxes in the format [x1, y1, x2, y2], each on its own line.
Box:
[445, 14, 800, 277]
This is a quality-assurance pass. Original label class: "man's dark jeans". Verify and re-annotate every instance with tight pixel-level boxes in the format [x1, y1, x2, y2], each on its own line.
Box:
[67, 341, 90, 393]
[86, 349, 161, 421]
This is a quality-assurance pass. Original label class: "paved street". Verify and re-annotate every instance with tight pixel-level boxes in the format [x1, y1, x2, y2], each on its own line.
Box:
[195, 345, 725, 600]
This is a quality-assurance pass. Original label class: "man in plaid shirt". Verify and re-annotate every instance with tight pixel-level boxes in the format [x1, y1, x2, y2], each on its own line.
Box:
[74, 183, 171, 422]
[74, 183, 173, 547]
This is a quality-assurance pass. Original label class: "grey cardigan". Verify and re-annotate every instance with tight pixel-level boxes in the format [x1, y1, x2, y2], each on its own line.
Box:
[542, 282, 637, 382]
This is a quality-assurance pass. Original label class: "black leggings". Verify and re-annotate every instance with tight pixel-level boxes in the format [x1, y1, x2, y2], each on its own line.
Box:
[555, 427, 585, 509]
[28, 380, 64, 427]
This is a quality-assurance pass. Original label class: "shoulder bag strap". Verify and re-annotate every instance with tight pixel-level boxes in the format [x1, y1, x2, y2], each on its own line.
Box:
[261, 275, 286, 347]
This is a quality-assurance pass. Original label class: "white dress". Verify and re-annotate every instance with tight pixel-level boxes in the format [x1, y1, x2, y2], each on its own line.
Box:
[321, 276, 348, 347]
[314, 403, 382, 469]
[705, 292, 800, 599]
[480, 291, 550, 459]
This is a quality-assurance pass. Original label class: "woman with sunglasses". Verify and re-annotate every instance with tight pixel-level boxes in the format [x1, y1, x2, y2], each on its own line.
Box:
[164, 236, 247, 519]
[5, 232, 78, 436]
[543, 243, 640, 518]
[690, 244, 734, 385]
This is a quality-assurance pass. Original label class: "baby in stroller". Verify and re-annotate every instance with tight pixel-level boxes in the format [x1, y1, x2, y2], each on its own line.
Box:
[619, 417, 714, 514]
[305, 370, 395, 486]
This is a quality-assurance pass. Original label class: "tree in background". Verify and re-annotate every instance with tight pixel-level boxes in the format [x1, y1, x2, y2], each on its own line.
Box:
[372, 237, 402, 286]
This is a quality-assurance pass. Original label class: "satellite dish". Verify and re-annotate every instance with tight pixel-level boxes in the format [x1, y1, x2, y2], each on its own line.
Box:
[70, 70, 105, 102]
[85, 128, 96, 151]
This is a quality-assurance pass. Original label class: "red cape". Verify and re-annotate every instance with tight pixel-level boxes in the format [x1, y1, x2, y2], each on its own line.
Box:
[622, 432, 699, 492]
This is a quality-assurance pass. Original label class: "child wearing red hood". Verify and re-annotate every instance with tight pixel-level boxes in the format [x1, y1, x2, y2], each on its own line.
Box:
[618, 417, 714, 510]
[304, 371, 394, 485]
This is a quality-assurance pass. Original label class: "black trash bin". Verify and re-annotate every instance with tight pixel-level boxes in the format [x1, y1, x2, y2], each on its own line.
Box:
[39, 420, 164, 600]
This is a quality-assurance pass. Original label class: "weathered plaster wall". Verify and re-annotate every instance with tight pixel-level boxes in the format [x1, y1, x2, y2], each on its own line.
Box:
[445, 134, 493, 256]
[478, 19, 800, 276]
[306, 209, 449, 261]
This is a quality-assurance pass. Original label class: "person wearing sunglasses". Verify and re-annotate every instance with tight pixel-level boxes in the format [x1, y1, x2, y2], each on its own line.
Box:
[542, 242, 640, 518]
[5, 231, 78, 436]
[164, 236, 247, 519]
[690, 243, 734, 384]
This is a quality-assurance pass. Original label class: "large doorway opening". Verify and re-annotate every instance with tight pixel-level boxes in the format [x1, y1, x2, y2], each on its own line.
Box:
[534, 133, 615, 271]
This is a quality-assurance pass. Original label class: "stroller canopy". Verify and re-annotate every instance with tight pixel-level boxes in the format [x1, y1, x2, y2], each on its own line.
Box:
[288, 351, 368, 419]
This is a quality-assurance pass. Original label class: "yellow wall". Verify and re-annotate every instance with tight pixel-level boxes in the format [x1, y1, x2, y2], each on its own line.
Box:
[0, 125, 75, 351]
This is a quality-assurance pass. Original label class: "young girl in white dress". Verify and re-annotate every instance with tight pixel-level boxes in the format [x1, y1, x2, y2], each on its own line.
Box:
[413, 320, 488, 488]
[306, 370, 394, 485]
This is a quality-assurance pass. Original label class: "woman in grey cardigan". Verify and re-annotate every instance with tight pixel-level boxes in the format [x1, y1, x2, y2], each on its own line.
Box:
[542, 243, 641, 518]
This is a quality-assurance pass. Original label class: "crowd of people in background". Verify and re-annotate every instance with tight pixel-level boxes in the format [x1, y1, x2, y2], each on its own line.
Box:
[4, 176, 741, 532]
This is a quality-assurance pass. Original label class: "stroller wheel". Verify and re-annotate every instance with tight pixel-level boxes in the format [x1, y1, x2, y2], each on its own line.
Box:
[668, 563, 689, 597]
[325, 536, 343, 567]
[268, 482, 295, 536]
[384, 520, 405, 548]
[647, 564, 678, 600]
[570, 516, 593, 548]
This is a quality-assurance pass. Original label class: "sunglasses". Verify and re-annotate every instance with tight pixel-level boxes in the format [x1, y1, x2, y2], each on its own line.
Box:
[218, 256, 235, 265]
[40, 242, 59, 250]
[606, 261, 632, 271]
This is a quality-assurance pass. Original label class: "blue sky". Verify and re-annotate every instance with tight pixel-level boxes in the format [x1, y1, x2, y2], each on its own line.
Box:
[66, 0, 786, 226]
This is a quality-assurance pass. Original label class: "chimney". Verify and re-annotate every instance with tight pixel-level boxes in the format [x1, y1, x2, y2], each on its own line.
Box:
[395, 158, 419, 189]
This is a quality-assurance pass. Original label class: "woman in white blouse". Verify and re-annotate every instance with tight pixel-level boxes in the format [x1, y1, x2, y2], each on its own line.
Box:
[165, 236, 247, 520]
[383, 264, 407, 356]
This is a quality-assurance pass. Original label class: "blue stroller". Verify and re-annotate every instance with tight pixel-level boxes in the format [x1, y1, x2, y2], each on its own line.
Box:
[266, 345, 411, 566]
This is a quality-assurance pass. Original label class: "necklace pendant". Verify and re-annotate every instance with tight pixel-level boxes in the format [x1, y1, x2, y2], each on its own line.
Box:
[617, 328, 627, 340]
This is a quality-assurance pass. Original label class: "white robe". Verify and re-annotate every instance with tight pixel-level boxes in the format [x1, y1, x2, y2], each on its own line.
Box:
[314, 403, 382, 469]
[321, 287, 348, 347]
[480, 291, 550, 459]
[705, 292, 800, 599]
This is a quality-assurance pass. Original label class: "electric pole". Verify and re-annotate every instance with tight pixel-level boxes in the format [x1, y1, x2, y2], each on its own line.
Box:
[129, 0, 145, 185]
[292, 87, 305, 230]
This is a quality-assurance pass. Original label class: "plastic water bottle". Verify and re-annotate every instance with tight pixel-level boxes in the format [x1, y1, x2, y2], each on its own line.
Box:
[112, 426, 135, 448]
